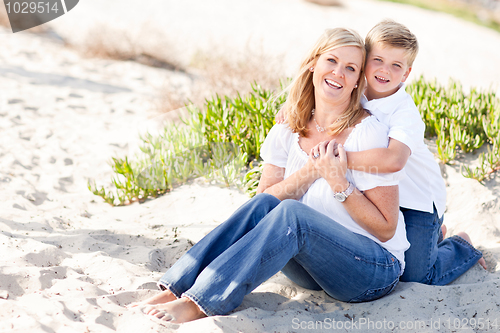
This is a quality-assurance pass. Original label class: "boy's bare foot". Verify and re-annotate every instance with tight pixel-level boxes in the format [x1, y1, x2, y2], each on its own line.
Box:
[457, 232, 487, 270]
[127, 289, 177, 309]
[143, 297, 207, 323]
[441, 224, 447, 238]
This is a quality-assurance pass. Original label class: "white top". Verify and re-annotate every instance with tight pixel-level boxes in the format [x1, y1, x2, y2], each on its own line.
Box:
[261, 116, 410, 270]
[361, 84, 447, 217]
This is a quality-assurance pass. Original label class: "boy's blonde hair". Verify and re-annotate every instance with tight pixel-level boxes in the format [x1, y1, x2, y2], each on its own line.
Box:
[365, 19, 419, 66]
[284, 27, 366, 138]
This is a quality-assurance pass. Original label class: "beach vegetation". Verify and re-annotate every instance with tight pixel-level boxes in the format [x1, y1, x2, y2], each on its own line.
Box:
[89, 77, 500, 205]
[408, 76, 500, 182]
[88, 83, 285, 205]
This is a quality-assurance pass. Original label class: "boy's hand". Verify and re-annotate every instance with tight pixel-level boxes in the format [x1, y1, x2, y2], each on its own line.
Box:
[275, 107, 286, 124]
[331, 141, 339, 157]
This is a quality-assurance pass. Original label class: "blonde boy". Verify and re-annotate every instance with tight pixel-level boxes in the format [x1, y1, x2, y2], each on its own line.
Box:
[345, 20, 484, 284]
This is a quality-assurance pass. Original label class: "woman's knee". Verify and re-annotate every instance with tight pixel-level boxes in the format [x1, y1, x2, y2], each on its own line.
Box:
[252, 193, 281, 207]
[278, 199, 302, 210]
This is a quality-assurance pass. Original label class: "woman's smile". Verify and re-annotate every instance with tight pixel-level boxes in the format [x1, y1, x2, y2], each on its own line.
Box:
[325, 78, 343, 89]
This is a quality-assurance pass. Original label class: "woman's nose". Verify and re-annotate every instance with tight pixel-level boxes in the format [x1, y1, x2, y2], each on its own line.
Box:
[332, 69, 345, 78]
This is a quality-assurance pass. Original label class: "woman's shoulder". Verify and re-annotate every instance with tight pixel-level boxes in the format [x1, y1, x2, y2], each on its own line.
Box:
[261, 123, 298, 166]
[268, 123, 295, 140]
[262, 123, 296, 150]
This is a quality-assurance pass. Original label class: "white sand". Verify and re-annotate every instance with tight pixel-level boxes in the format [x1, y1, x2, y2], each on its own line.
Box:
[1, 0, 499, 332]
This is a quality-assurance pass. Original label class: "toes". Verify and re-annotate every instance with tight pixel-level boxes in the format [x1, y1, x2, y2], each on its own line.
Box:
[152, 310, 173, 321]
[143, 306, 155, 315]
[479, 257, 487, 270]
[160, 313, 174, 321]
[126, 302, 141, 309]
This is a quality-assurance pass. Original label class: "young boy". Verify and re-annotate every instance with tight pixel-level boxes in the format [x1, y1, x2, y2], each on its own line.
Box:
[345, 19, 484, 285]
[277, 20, 485, 285]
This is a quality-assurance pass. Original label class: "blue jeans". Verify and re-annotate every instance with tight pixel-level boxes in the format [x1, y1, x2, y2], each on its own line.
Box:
[400, 206, 482, 285]
[158, 193, 401, 316]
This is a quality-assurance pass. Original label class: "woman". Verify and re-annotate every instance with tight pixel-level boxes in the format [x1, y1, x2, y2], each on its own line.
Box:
[128, 28, 409, 323]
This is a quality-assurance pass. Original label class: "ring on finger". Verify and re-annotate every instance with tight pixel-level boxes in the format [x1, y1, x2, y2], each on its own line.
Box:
[313, 153, 320, 159]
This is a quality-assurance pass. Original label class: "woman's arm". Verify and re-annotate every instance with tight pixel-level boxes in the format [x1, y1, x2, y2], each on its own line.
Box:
[346, 138, 411, 173]
[256, 160, 319, 201]
[314, 140, 399, 242]
[341, 183, 399, 242]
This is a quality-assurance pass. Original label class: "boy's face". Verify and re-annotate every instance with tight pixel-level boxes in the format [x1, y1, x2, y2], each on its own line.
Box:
[364, 43, 412, 100]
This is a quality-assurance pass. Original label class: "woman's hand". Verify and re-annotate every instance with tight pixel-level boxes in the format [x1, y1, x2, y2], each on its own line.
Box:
[310, 140, 348, 188]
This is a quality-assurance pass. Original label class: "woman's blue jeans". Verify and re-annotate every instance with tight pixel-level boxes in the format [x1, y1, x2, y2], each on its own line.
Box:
[400, 206, 482, 285]
[158, 193, 401, 316]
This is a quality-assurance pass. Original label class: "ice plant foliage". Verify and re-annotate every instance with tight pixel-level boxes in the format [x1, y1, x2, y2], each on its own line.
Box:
[407, 76, 500, 182]
[89, 78, 499, 205]
[89, 83, 286, 205]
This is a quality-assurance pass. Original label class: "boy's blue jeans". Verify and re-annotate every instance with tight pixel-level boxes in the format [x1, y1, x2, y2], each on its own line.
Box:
[158, 193, 401, 316]
[400, 206, 482, 285]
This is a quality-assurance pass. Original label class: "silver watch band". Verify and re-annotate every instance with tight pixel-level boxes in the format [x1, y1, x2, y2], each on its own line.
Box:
[334, 181, 355, 202]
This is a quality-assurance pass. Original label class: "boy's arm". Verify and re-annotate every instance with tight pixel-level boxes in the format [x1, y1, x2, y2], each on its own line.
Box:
[346, 138, 411, 173]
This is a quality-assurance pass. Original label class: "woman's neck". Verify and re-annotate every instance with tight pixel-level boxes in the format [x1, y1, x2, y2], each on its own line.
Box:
[312, 100, 349, 129]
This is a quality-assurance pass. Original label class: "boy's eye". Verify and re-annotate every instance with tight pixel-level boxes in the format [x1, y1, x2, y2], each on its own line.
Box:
[374, 58, 382, 62]
[393, 63, 402, 68]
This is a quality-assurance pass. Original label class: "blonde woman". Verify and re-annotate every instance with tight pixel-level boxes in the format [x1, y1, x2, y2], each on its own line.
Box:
[129, 28, 409, 323]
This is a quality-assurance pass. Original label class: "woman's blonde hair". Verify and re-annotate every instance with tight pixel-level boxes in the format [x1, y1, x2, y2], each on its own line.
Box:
[284, 28, 366, 137]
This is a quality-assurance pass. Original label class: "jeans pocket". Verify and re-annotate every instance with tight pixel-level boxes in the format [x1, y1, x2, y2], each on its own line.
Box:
[347, 277, 399, 303]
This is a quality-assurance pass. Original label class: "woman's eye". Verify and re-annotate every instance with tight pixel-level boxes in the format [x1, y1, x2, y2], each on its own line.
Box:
[347, 66, 355, 72]
[328, 58, 337, 63]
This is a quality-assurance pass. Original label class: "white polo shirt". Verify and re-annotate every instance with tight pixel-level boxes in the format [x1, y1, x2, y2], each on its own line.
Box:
[361, 84, 447, 217]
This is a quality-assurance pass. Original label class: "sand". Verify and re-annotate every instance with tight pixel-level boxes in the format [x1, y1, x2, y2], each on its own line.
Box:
[1, 0, 500, 332]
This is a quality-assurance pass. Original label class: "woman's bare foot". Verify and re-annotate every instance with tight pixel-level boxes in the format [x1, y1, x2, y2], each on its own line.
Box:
[127, 289, 177, 309]
[143, 297, 207, 323]
[457, 232, 487, 270]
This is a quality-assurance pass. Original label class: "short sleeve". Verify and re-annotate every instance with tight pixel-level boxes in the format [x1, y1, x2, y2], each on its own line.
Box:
[387, 99, 425, 154]
[260, 124, 295, 168]
[347, 116, 406, 191]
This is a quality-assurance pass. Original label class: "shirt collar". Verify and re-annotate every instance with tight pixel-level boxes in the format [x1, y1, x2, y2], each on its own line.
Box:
[362, 83, 407, 114]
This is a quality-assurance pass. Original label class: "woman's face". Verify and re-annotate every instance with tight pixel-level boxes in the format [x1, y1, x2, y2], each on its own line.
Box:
[312, 46, 363, 108]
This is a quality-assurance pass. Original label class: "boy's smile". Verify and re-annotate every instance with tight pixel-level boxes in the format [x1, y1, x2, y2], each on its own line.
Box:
[364, 43, 412, 100]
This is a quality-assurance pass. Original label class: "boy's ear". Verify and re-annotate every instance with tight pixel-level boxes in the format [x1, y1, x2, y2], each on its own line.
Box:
[401, 67, 412, 83]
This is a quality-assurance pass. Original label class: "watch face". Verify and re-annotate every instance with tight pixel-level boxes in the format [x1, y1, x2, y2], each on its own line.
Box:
[334, 193, 346, 202]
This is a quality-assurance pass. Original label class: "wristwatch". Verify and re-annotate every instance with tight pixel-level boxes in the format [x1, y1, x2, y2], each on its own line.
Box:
[333, 182, 355, 202]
